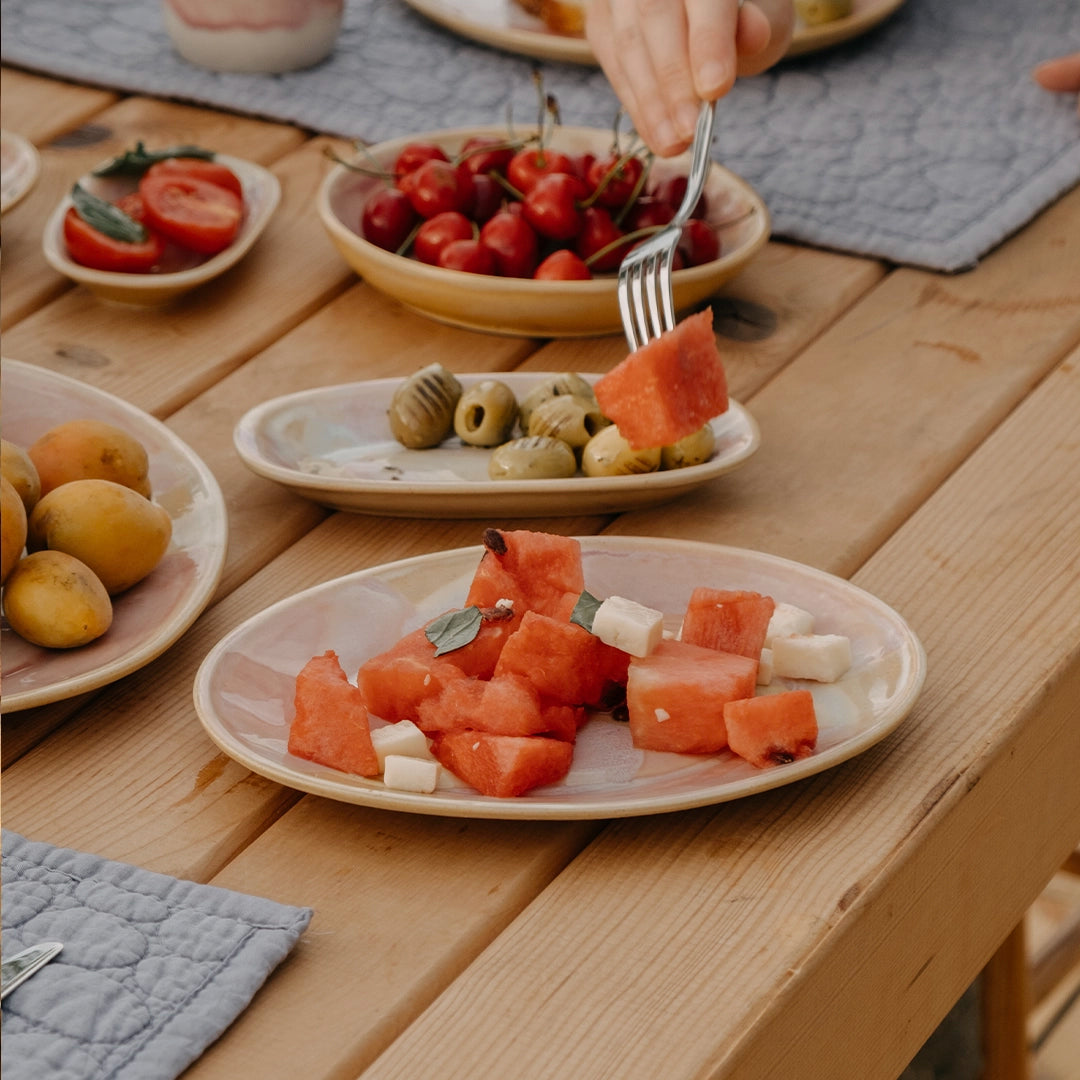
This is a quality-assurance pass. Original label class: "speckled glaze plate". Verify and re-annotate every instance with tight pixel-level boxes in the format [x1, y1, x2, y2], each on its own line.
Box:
[1, 129, 41, 215]
[400, 0, 908, 65]
[233, 372, 760, 517]
[1, 359, 228, 713]
[193, 536, 926, 820]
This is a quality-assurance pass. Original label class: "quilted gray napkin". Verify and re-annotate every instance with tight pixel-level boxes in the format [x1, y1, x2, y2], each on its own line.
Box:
[1, 0, 1077, 270]
[1, 830, 312, 1080]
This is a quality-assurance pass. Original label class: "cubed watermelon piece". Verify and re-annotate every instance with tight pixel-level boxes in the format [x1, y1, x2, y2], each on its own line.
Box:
[593, 308, 729, 450]
[428, 611, 515, 680]
[680, 588, 776, 659]
[465, 528, 584, 625]
[357, 626, 468, 722]
[416, 672, 546, 736]
[494, 609, 627, 707]
[625, 639, 758, 754]
[540, 702, 586, 743]
[288, 650, 379, 777]
[724, 689, 818, 767]
[431, 731, 574, 797]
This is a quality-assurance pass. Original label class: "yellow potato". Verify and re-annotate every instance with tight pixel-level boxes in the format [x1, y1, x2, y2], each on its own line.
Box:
[28, 478, 172, 595]
[1, 438, 41, 513]
[1, 475, 28, 584]
[27, 418, 152, 498]
[3, 549, 113, 648]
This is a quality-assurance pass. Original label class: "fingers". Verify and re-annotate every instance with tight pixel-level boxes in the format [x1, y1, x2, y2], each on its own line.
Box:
[1032, 52, 1080, 94]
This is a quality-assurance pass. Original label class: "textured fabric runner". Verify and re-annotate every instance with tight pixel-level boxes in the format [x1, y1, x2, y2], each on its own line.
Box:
[2, 0, 1078, 271]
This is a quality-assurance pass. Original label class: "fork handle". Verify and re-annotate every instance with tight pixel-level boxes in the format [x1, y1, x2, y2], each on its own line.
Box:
[673, 100, 716, 227]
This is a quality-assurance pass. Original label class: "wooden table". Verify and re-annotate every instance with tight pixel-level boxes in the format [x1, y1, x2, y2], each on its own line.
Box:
[2, 67, 1079, 1080]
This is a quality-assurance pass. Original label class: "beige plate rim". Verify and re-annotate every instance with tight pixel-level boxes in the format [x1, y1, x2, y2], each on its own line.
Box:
[0, 129, 41, 215]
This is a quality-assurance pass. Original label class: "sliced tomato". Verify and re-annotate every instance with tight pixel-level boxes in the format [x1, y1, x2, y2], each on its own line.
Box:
[62, 205, 166, 273]
[138, 173, 243, 255]
[143, 157, 244, 199]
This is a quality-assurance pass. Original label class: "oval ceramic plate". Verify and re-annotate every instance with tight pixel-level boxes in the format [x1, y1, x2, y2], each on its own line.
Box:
[233, 372, 760, 517]
[0, 359, 228, 713]
[1, 130, 41, 215]
[317, 125, 769, 337]
[194, 536, 926, 820]
[401, 0, 908, 65]
[41, 152, 280, 304]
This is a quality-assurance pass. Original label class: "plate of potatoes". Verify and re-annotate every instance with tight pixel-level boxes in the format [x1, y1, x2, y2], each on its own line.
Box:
[1, 358, 228, 712]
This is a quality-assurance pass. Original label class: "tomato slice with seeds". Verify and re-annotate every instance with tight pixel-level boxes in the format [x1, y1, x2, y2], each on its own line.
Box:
[143, 157, 244, 199]
[62, 205, 166, 273]
[138, 173, 243, 255]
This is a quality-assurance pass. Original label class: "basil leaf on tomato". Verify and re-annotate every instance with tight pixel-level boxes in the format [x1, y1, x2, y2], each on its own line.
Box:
[569, 590, 602, 634]
[93, 141, 216, 177]
[70, 184, 148, 244]
[425, 606, 484, 656]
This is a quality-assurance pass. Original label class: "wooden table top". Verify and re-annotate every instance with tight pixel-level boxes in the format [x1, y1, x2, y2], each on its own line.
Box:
[2, 66, 1079, 1080]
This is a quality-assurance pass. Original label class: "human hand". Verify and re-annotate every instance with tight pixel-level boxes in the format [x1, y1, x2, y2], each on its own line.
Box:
[1032, 52, 1080, 116]
[586, 0, 795, 157]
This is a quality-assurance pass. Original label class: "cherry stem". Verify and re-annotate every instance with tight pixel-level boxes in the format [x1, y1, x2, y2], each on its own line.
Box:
[583, 224, 667, 268]
[324, 145, 394, 183]
[395, 218, 423, 258]
[488, 170, 526, 202]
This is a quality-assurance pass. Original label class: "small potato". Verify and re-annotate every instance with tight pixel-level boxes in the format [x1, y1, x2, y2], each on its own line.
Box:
[1, 438, 41, 513]
[28, 478, 172, 595]
[1, 475, 28, 584]
[3, 549, 113, 648]
[28, 418, 152, 498]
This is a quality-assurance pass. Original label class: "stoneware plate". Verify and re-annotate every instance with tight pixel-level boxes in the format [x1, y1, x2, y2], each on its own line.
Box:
[1, 129, 41, 215]
[1, 359, 229, 713]
[193, 536, 927, 820]
[41, 152, 280, 304]
[400, 0, 909, 65]
[233, 371, 760, 517]
[317, 124, 769, 337]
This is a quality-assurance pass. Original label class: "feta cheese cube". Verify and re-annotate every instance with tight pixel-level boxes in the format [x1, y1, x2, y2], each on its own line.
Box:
[764, 602, 816, 648]
[592, 595, 664, 657]
[370, 719, 434, 771]
[382, 754, 440, 793]
[757, 647, 774, 686]
[771, 634, 852, 682]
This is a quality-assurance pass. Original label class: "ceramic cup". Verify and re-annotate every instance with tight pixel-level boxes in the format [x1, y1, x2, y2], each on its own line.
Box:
[162, 0, 345, 74]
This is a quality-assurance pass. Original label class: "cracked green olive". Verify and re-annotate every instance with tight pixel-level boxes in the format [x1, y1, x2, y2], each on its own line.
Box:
[454, 380, 519, 447]
[526, 394, 610, 453]
[488, 436, 578, 480]
[388, 363, 463, 449]
[518, 373, 598, 431]
[661, 424, 717, 469]
[581, 425, 661, 476]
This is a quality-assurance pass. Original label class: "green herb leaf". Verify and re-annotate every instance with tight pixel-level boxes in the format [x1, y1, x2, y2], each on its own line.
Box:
[569, 590, 603, 634]
[93, 141, 216, 177]
[70, 184, 147, 244]
[425, 606, 484, 656]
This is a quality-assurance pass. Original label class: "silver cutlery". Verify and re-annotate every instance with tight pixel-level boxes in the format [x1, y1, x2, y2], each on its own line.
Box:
[1, 941, 63, 1000]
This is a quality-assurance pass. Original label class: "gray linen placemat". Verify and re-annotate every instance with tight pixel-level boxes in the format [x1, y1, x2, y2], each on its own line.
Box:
[1, 0, 1077, 271]
[1, 830, 312, 1080]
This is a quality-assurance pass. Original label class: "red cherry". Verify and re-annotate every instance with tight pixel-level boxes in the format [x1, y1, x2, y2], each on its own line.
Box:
[394, 142, 449, 178]
[507, 146, 575, 194]
[652, 174, 708, 218]
[575, 207, 629, 272]
[523, 173, 585, 240]
[534, 250, 592, 280]
[403, 159, 475, 218]
[625, 197, 675, 233]
[466, 173, 503, 224]
[459, 137, 514, 176]
[438, 238, 497, 274]
[361, 186, 418, 252]
[570, 152, 596, 182]
[587, 154, 645, 209]
[413, 210, 473, 265]
[479, 211, 540, 278]
[678, 218, 720, 266]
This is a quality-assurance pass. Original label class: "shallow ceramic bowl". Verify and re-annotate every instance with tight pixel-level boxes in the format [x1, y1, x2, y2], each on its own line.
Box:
[317, 125, 770, 337]
[41, 152, 280, 304]
[1, 129, 41, 215]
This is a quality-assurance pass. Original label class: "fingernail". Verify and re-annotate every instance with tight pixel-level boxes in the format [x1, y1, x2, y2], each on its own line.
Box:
[698, 61, 729, 95]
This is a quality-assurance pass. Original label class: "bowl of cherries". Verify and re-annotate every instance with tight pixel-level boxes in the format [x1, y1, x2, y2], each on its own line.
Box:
[317, 123, 770, 338]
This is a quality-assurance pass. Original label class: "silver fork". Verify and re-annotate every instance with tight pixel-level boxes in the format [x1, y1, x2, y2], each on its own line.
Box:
[617, 98, 717, 352]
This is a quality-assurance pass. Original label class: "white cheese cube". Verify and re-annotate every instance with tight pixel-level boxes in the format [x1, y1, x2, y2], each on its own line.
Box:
[592, 595, 664, 657]
[370, 720, 434, 771]
[382, 754, 440, 793]
[756, 647, 774, 686]
[771, 634, 852, 682]
[764, 602, 816, 647]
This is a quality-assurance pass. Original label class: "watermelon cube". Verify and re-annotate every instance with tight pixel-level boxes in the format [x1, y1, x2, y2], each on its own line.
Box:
[680, 588, 776, 660]
[431, 731, 574, 797]
[625, 639, 758, 754]
[357, 626, 468, 722]
[724, 689, 818, 767]
[288, 650, 379, 777]
[593, 308, 729, 450]
[416, 672, 547, 736]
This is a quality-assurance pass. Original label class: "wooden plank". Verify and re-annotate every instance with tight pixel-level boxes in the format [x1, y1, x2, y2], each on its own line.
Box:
[0, 68, 117, 143]
[1, 95, 307, 333]
[349, 349, 1080, 1080]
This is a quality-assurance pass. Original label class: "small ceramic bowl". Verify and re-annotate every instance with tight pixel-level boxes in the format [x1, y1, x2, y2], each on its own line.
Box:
[42, 152, 280, 304]
[317, 125, 770, 338]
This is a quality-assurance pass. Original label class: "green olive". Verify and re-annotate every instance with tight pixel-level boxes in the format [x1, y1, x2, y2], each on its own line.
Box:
[488, 436, 578, 480]
[794, 0, 853, 25]
[661, 424, 717, 469]
[454, 380, 519, 447]
[388, 363, 463, 449]
[581, 425, 661, 477]
[518, 373, 598, 431]
[526, 394, 610, 453]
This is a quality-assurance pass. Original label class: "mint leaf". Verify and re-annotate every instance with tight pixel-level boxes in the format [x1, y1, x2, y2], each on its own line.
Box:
[93, 141, 215, 177]
[70, 184, 147, 244]
[569, 590, 602, 634]
[425, 606, 483, 656]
